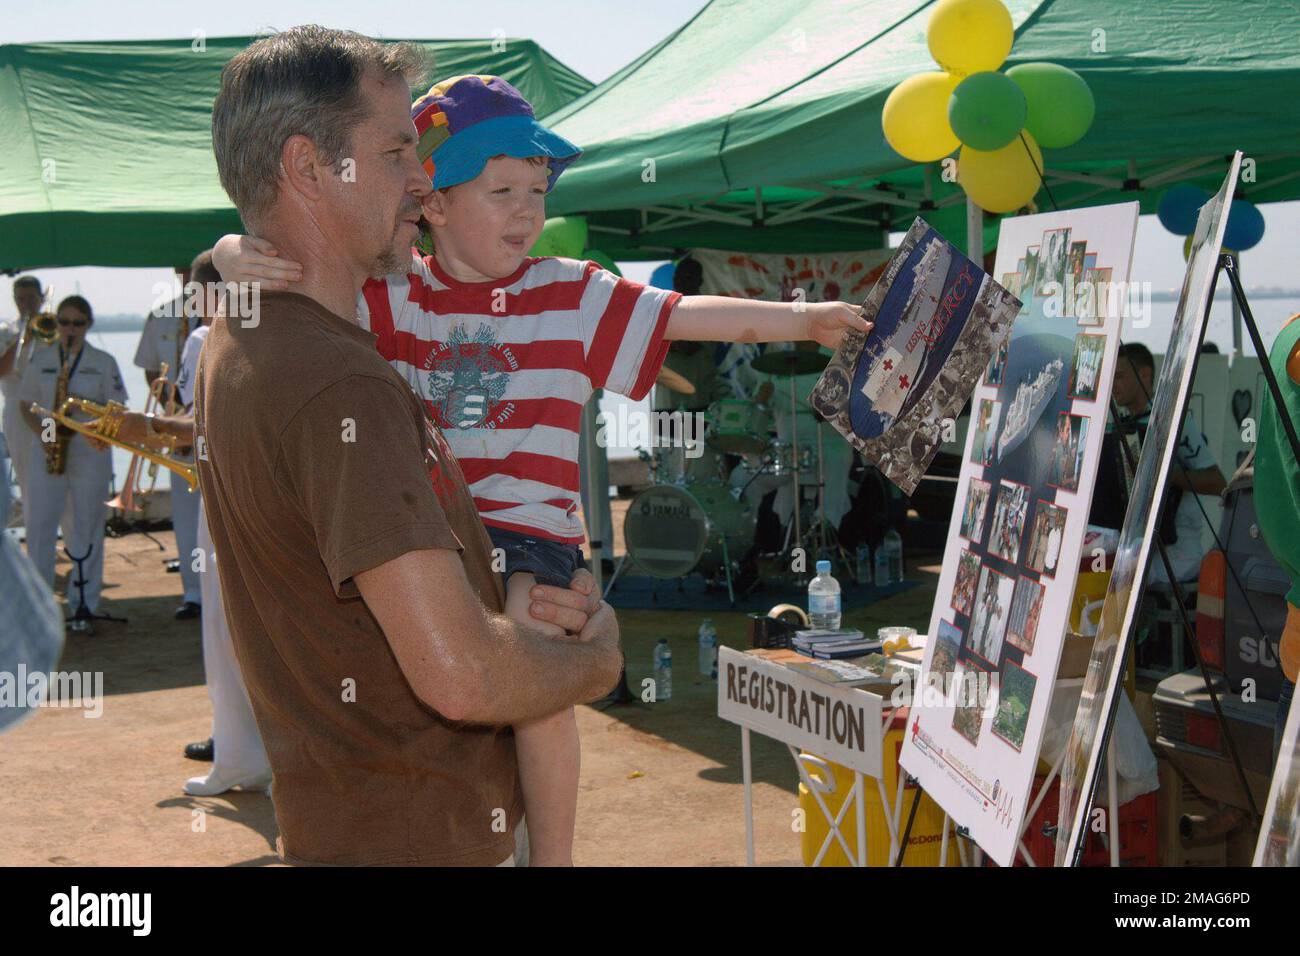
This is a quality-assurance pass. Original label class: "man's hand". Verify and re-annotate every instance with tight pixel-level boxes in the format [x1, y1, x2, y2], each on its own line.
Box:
[212, 233, 303, 290]
[806, 301, 873, 351]
[527, 568, 601, 635]
[113, 410, 152, 447]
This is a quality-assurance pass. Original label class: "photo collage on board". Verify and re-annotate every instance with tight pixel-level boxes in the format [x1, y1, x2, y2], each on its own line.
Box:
[944, 223, 1112, 753]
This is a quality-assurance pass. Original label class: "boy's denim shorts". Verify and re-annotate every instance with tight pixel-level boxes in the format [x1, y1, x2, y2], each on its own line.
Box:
[486, 526, 585, 589]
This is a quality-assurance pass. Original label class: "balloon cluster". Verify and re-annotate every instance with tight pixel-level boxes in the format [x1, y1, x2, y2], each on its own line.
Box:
[1158, 184, 1265, 256]
[529, 216, 623, 275]
[882, 0, 1095, 213]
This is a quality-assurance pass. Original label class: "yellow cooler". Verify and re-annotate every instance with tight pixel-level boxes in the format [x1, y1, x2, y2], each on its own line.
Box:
[798, 708, 961, 867]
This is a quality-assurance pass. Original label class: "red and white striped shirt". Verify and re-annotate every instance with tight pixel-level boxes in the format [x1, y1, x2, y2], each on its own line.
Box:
[360, 254, 678, 543]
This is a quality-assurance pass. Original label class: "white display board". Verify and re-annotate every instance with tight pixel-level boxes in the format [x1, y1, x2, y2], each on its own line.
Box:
[898, 202, 1140, 867]
[1054, 155, 1242, 865]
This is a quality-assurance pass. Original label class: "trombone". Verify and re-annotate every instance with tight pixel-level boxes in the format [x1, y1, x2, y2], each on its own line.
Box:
[28, 396, 198, 491]
[107, 361, 174, 512]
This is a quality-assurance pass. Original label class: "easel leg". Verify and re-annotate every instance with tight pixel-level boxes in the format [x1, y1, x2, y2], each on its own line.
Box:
[1107, 736, 1119, 868]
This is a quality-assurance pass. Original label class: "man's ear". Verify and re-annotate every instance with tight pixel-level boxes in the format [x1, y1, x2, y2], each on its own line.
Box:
[280, 134, 329, 203]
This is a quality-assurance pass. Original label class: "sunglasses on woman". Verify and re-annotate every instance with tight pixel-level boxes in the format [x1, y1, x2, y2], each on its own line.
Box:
[57, 317, 88, 327]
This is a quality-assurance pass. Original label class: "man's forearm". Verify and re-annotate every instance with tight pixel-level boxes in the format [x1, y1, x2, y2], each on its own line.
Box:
[152, 413, 195, 442]
[666, 296, 810, 344]
[454, 613, 621, 725]
[21, 404, 45, 436]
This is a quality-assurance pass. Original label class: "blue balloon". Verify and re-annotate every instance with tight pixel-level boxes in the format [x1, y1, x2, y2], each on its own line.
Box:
[1223, 199, 1265, 252]
[1157, 183, 1210, 236]
[649, 262, 675, 290]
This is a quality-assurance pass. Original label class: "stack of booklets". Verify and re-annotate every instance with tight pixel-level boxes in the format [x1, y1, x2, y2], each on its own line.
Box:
[791, 628, 881, 660]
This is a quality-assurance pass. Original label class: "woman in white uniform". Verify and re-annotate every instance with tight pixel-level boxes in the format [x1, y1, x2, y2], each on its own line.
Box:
[18, 296, 127, 622]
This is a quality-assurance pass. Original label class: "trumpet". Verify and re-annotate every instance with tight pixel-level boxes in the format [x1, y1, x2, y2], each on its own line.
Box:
[28, 396, 198, 491]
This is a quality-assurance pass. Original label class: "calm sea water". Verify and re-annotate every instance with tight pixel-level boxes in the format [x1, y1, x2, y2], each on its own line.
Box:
[52, 295, 1300, 484]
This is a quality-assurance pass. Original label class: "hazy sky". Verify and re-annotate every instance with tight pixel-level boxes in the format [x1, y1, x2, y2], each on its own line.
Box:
[4, 0, 1297, 316]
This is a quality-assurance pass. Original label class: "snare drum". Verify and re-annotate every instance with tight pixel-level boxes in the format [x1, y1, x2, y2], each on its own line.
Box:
[706, 398, 772, 455]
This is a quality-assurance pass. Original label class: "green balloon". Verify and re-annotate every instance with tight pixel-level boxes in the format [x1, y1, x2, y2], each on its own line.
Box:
[1006, 62, 1095, 149]
[584, 249, 622, 277]
[530, 216, 588, 257]
[948, 71, 1027, 151]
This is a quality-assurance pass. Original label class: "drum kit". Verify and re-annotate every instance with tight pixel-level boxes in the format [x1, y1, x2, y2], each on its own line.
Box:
[616, 349, 845, 604]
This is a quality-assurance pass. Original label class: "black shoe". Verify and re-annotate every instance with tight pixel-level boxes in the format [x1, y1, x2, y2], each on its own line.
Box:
[184, 738, 214, 761]
[165, 558, 180, 573]
[174, 601, 201, 620]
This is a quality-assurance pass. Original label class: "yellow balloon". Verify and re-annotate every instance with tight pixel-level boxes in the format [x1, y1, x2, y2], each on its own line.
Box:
[928, 0, 1015, 76]
[882, 71, 961, 163]
[958, 131, 1043, 213]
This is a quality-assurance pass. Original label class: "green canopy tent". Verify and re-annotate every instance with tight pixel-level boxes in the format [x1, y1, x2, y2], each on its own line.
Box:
[0, 36, 591, 270]
[542, 0, 1300, 259]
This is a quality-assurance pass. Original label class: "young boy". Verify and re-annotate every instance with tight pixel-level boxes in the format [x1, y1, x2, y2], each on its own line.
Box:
[214, 74, 871, 865]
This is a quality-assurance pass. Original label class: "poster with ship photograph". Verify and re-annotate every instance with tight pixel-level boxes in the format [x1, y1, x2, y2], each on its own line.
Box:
[810, 218, 1020, 495]
[1054, 155, 1243, 867]
[898, 201, 1140, 868]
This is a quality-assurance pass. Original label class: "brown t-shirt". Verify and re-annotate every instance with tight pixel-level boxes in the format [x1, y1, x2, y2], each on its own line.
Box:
[194, 292, 519, 866]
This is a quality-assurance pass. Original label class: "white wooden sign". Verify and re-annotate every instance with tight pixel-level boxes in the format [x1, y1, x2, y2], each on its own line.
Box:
[716, 646, 884, 776]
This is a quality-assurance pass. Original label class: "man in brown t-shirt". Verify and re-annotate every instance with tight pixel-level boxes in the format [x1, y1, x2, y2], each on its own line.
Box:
[197, 27, 622, 866]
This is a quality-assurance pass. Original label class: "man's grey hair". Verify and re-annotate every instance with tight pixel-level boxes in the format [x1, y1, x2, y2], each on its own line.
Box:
[211, 25, 428, 228]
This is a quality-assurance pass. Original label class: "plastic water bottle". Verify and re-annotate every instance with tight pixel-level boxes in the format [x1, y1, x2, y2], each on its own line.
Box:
[698, 619, 718, 678]
[856, 544, 873, 586]
[653, 639, 673, 701]
[874, 539, 894, 586]
[884, 528, 904, 583]
[808, 560, 842, 630]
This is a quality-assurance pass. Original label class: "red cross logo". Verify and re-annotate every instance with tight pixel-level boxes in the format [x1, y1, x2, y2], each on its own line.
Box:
[899, 374, 910, 389]
[883, 358, 894, 371]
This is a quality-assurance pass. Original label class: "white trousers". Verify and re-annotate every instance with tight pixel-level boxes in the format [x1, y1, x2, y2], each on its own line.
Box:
[24, 438, 111, 613]
[2, 403, 33, 511]
[170, 470, 201, 605]
[196, 500, 269, 776]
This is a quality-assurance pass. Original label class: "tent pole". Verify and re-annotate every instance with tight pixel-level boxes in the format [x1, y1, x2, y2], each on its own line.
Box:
[965, 198, 983, 262]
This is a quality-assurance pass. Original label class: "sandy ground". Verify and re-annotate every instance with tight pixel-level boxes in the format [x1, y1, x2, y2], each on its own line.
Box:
[0, 508, 941, 867]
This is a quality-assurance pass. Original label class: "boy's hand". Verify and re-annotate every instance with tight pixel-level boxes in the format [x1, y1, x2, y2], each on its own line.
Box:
[805, 301, 873, 351]
[527, 568, 602, 636]
[212, 234, 303, 290]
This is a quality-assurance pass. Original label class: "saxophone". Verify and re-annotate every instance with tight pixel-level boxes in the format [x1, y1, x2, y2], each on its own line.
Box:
[44, 351, 74, 475]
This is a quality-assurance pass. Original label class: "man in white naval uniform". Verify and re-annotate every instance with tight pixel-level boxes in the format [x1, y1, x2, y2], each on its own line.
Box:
[117, 271, 271, 794]
[18, 295, 128, 624]
[1, 276, 48, 514]
[135, 262, 202, 619]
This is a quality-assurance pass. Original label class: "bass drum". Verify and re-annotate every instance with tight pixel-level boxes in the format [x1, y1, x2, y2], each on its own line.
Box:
[624, 481, 754, 579]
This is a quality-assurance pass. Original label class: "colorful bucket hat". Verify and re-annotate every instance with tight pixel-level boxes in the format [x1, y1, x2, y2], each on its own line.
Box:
[411, 75, 580, 192]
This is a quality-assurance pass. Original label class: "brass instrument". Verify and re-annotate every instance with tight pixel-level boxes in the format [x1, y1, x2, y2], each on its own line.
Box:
[20, 311, 59, 349]
[43, 350, 74, 475]
[107, 361, 172, 512]
[28, 396, 198, 491]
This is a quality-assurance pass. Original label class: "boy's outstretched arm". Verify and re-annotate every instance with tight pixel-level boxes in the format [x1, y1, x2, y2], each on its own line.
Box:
[665, 296, 871, 351]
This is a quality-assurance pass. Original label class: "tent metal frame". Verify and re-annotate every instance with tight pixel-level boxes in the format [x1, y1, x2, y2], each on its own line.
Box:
[578, 153, 1300, 248]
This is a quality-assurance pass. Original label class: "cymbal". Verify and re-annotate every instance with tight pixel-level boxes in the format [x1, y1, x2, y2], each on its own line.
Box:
[656, 365, 696, 395]
[752, 349, 830, 377]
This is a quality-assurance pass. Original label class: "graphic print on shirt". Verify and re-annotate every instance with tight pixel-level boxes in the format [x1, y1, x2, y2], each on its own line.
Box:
[422, 322, 518, 430]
